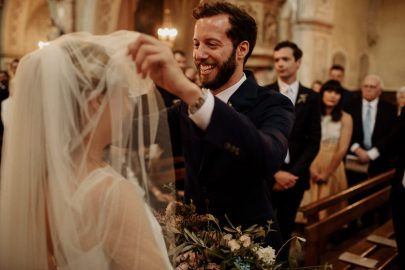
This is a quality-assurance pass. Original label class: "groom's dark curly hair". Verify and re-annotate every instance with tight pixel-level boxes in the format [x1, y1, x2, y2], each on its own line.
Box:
[192, 1, 257, 65]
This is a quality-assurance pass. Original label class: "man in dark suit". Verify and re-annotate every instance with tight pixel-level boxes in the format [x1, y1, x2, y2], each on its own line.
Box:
[345, 74, 397, 182]
[265, 41, 321, 242]
[345, 75, 396, 229]
[389, 107, 405, 269]
[128, 2, 295, 253]
[329, 64, 354, 109]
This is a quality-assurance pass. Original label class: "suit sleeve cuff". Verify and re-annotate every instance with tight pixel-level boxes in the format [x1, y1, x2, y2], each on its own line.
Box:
[350, 143, 360, 153]
[188, 90, 214, 130]
[367, 147, 380, 160]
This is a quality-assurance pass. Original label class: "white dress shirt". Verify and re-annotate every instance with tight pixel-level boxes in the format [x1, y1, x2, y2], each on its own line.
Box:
[277, 79, 299, 163]
[277, 79, 299, 105]
[362, 98, 378, 136]
[350, 98, 380, 160]
[189, 73, 247, 130]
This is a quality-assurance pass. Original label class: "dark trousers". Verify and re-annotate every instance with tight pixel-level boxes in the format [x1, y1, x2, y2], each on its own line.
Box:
[271, 185, 305, 243]
[391, 179, 405, 269]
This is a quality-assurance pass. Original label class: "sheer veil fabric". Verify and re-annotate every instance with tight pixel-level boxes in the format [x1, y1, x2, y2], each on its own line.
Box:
[0, 31, 174, 269]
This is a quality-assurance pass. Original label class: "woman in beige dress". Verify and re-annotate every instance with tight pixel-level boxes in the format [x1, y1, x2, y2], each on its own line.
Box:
[300, 80, 353, 219]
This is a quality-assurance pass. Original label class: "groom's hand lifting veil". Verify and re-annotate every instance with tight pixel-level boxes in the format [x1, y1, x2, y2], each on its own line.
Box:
[128, 34, 202, 107]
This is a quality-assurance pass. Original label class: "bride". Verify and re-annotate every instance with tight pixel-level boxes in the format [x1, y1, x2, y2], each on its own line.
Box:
[0, 31, 174, 269]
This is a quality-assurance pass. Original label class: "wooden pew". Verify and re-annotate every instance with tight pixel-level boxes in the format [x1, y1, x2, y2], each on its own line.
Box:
[297, 170, 396, 266]
[332, 220, 397, 270]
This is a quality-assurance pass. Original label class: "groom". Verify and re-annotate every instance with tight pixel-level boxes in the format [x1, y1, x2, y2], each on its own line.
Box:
[128, 2, 294, 252]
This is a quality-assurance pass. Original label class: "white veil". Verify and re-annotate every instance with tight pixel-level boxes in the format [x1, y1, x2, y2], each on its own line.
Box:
[0, 31, 175, 269]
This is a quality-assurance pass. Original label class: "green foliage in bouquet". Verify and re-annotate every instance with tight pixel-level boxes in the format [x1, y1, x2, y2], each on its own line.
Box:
[155, 202, 332, 270]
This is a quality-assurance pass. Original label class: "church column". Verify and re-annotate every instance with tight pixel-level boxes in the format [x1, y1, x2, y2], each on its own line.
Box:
[292, 0, 334, 87]
[227, 0, 281, 70]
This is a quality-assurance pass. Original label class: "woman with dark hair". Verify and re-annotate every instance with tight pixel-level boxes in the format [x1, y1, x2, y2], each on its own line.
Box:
[299, 80, 353, 220]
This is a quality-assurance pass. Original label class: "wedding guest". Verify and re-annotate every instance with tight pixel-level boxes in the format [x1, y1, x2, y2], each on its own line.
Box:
[0, 70, 8, 93]
[311, 80, 322, 93]
[329, 64, 354, 109]
[0, 71, 9, 119]
[345, 74, 397, 181]
[173, 49, 187, 72]
[128, 1, 295, 255]
[265, 41, 321, 243]
[396, 86, 405, 116]
[1, 59, 19, 129]
[299, 80, 352, 219]
[345, 75, 397, 228]
[0, 70, 9, 158]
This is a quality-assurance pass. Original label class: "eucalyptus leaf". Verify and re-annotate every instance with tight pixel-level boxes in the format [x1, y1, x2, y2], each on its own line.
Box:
[168, 242, 187, 256]
[243, 224, 258, 233]
[295, 237, 302, 255]
[180, 244, 195, 253]
[224, 214, 236, 228]
[224, 226, 238, 233]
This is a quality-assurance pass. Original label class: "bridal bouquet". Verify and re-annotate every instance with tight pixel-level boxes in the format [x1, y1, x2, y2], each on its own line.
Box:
[155, 202, 330, 270]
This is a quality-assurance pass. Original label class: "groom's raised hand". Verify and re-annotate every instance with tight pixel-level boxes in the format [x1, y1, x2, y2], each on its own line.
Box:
[127, 34, 202, 106]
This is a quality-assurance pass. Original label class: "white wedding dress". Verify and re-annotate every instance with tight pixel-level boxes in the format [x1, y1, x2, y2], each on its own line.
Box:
[0, 31, 175, 270]
[57, 166, 172, 270]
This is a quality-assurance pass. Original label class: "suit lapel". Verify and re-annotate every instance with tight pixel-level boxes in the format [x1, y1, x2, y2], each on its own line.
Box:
[294, 84, 306, 110]
[373, 100, 383, 142]
[267, 82, 280, 92]
[353, 98, 364, 143]
[228, 77, 259, 114]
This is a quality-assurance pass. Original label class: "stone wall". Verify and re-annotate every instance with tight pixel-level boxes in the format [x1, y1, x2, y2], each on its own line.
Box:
[1, 0, 404, 91]
[319, 0, 405, 91]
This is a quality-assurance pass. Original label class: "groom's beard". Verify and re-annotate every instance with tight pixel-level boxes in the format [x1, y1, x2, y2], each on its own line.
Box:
[198, 48, 237, 91]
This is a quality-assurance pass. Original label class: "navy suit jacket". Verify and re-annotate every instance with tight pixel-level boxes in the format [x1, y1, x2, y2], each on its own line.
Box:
[265, 82, 321, 190]
[169, 76, 295, 228]
[346, 97, 397, 175]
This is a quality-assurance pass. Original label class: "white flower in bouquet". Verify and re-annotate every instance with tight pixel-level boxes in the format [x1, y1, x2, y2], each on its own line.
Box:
[223, 233, 233, 241]
[228, 239, 241, 251]
[239, 234, 251, 247]
[255, 246, 276, 265]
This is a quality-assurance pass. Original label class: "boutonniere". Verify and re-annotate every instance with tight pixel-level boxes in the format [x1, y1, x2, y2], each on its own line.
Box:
[297, 94, 308, 104]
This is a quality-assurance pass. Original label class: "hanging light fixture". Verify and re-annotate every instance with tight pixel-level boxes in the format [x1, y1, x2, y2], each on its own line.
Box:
[157, 8, 178, 46]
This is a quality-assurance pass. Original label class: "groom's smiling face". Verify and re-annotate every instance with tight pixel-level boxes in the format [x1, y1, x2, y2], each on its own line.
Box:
[193, 14, 238, 92]
[197, 46, 237, 91]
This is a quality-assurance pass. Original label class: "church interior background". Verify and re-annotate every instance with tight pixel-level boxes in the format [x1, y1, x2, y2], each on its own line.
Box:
[0, 0, 404, 94]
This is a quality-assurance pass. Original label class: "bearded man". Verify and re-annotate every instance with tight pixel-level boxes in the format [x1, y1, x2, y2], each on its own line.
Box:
[129, 1, 295, 253]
